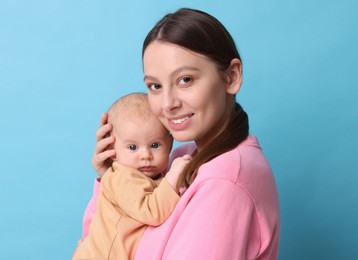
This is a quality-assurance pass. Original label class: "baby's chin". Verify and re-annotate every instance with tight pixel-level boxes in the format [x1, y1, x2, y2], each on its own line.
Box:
[141, 171, 163, 179]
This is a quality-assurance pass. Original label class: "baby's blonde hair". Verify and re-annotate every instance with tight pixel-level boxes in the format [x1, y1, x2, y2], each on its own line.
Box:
[108, 92, 154, 127]
[108, 93, 152, 123]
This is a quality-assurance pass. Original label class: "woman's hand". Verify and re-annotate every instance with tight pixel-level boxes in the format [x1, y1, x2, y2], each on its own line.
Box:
[91, 113, 116, 178]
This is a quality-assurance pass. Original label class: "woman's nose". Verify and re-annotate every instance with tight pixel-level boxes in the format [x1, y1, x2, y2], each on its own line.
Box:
[162, 88, 180, 112]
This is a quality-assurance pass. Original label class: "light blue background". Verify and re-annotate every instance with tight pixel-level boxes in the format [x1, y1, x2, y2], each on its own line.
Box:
[0, 0, 357, 259]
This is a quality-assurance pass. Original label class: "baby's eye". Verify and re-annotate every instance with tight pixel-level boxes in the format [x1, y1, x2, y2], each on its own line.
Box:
[128, 145, 137, 151]
[151, 143, 160, 149]
[179, 76, 192, 85]
[147, 83, 161, 91]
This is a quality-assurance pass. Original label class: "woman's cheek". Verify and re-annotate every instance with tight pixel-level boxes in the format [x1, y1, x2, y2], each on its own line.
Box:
[148, 95, 160, 115]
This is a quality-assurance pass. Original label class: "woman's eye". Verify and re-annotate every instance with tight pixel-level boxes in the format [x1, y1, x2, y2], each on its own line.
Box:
[151, 143, 160, 149]
[147, 83, 161, 91]
[179, 77, 192, 85]
[129, 145, 137, 151]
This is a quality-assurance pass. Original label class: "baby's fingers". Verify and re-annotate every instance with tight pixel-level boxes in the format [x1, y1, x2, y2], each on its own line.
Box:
[182, 154, 192, 160]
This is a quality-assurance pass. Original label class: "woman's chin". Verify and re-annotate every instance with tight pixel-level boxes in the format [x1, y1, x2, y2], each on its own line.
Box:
[171, 132, 194, 143]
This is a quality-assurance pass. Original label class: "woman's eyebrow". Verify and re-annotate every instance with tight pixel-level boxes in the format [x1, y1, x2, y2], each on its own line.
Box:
[143, 75, 157, 82]
[170, 66, 201, 78]
[143, 66, 200, 82]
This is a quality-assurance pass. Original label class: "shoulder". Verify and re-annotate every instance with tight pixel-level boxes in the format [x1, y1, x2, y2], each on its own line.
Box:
[197, 136, 267, 183]
[192, 135, 279, 217]
[197, 149, 240, 183]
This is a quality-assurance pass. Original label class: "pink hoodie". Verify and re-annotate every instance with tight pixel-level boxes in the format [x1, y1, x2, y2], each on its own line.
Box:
[82, 136, 280, 259]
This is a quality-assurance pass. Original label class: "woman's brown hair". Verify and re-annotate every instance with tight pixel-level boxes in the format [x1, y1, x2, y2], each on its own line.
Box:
[143, 8, 249, 188]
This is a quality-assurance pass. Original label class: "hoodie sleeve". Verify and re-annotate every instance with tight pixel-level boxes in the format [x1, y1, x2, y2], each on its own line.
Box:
[81, 178, 100, 239]
[100, 163, 180, 225]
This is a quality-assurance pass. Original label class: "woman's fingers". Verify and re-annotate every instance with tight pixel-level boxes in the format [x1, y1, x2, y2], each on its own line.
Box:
[99, 113, 108, 127]
[93, 149, 116, 165]
[94, 135, 115, 155]
[92, 148, 116, 178]
[96, 113, 112, 142]
[96, 123, 112, 142]
[92, 113, 115, 177]
[92, 149, 115, 169]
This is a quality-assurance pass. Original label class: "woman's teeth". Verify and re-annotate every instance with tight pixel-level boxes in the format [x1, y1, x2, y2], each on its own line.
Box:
[171, 116, 190, 124]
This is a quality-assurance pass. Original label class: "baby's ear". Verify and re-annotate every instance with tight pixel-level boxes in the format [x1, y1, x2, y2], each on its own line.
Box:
[226, 58, 242, 95]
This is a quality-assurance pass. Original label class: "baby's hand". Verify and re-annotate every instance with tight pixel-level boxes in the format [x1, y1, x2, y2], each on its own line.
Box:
[91, 113, 116, 178]
[165, 154, 192, 192]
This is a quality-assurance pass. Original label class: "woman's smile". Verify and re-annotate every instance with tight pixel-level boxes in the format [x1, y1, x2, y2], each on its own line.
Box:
[167, 113, 194, 131]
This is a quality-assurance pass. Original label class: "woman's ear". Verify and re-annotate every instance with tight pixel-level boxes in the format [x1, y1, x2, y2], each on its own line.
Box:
[226, 58, 242, 95]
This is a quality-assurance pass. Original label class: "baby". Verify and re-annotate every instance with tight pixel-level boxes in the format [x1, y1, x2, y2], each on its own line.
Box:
[73, 93, 191, 260]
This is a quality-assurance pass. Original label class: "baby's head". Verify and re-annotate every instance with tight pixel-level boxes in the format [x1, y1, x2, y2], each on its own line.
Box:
[108, 93, 173, 178]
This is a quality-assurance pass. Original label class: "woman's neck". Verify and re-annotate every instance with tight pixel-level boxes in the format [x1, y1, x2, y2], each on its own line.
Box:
[195, 101, 236, 152]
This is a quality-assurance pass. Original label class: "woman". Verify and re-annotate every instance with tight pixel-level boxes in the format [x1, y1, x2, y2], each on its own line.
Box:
[86, 8, 280, 260]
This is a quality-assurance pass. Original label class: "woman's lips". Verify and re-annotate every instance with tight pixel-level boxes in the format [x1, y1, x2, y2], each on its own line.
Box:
[167, 114, 193, 131]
